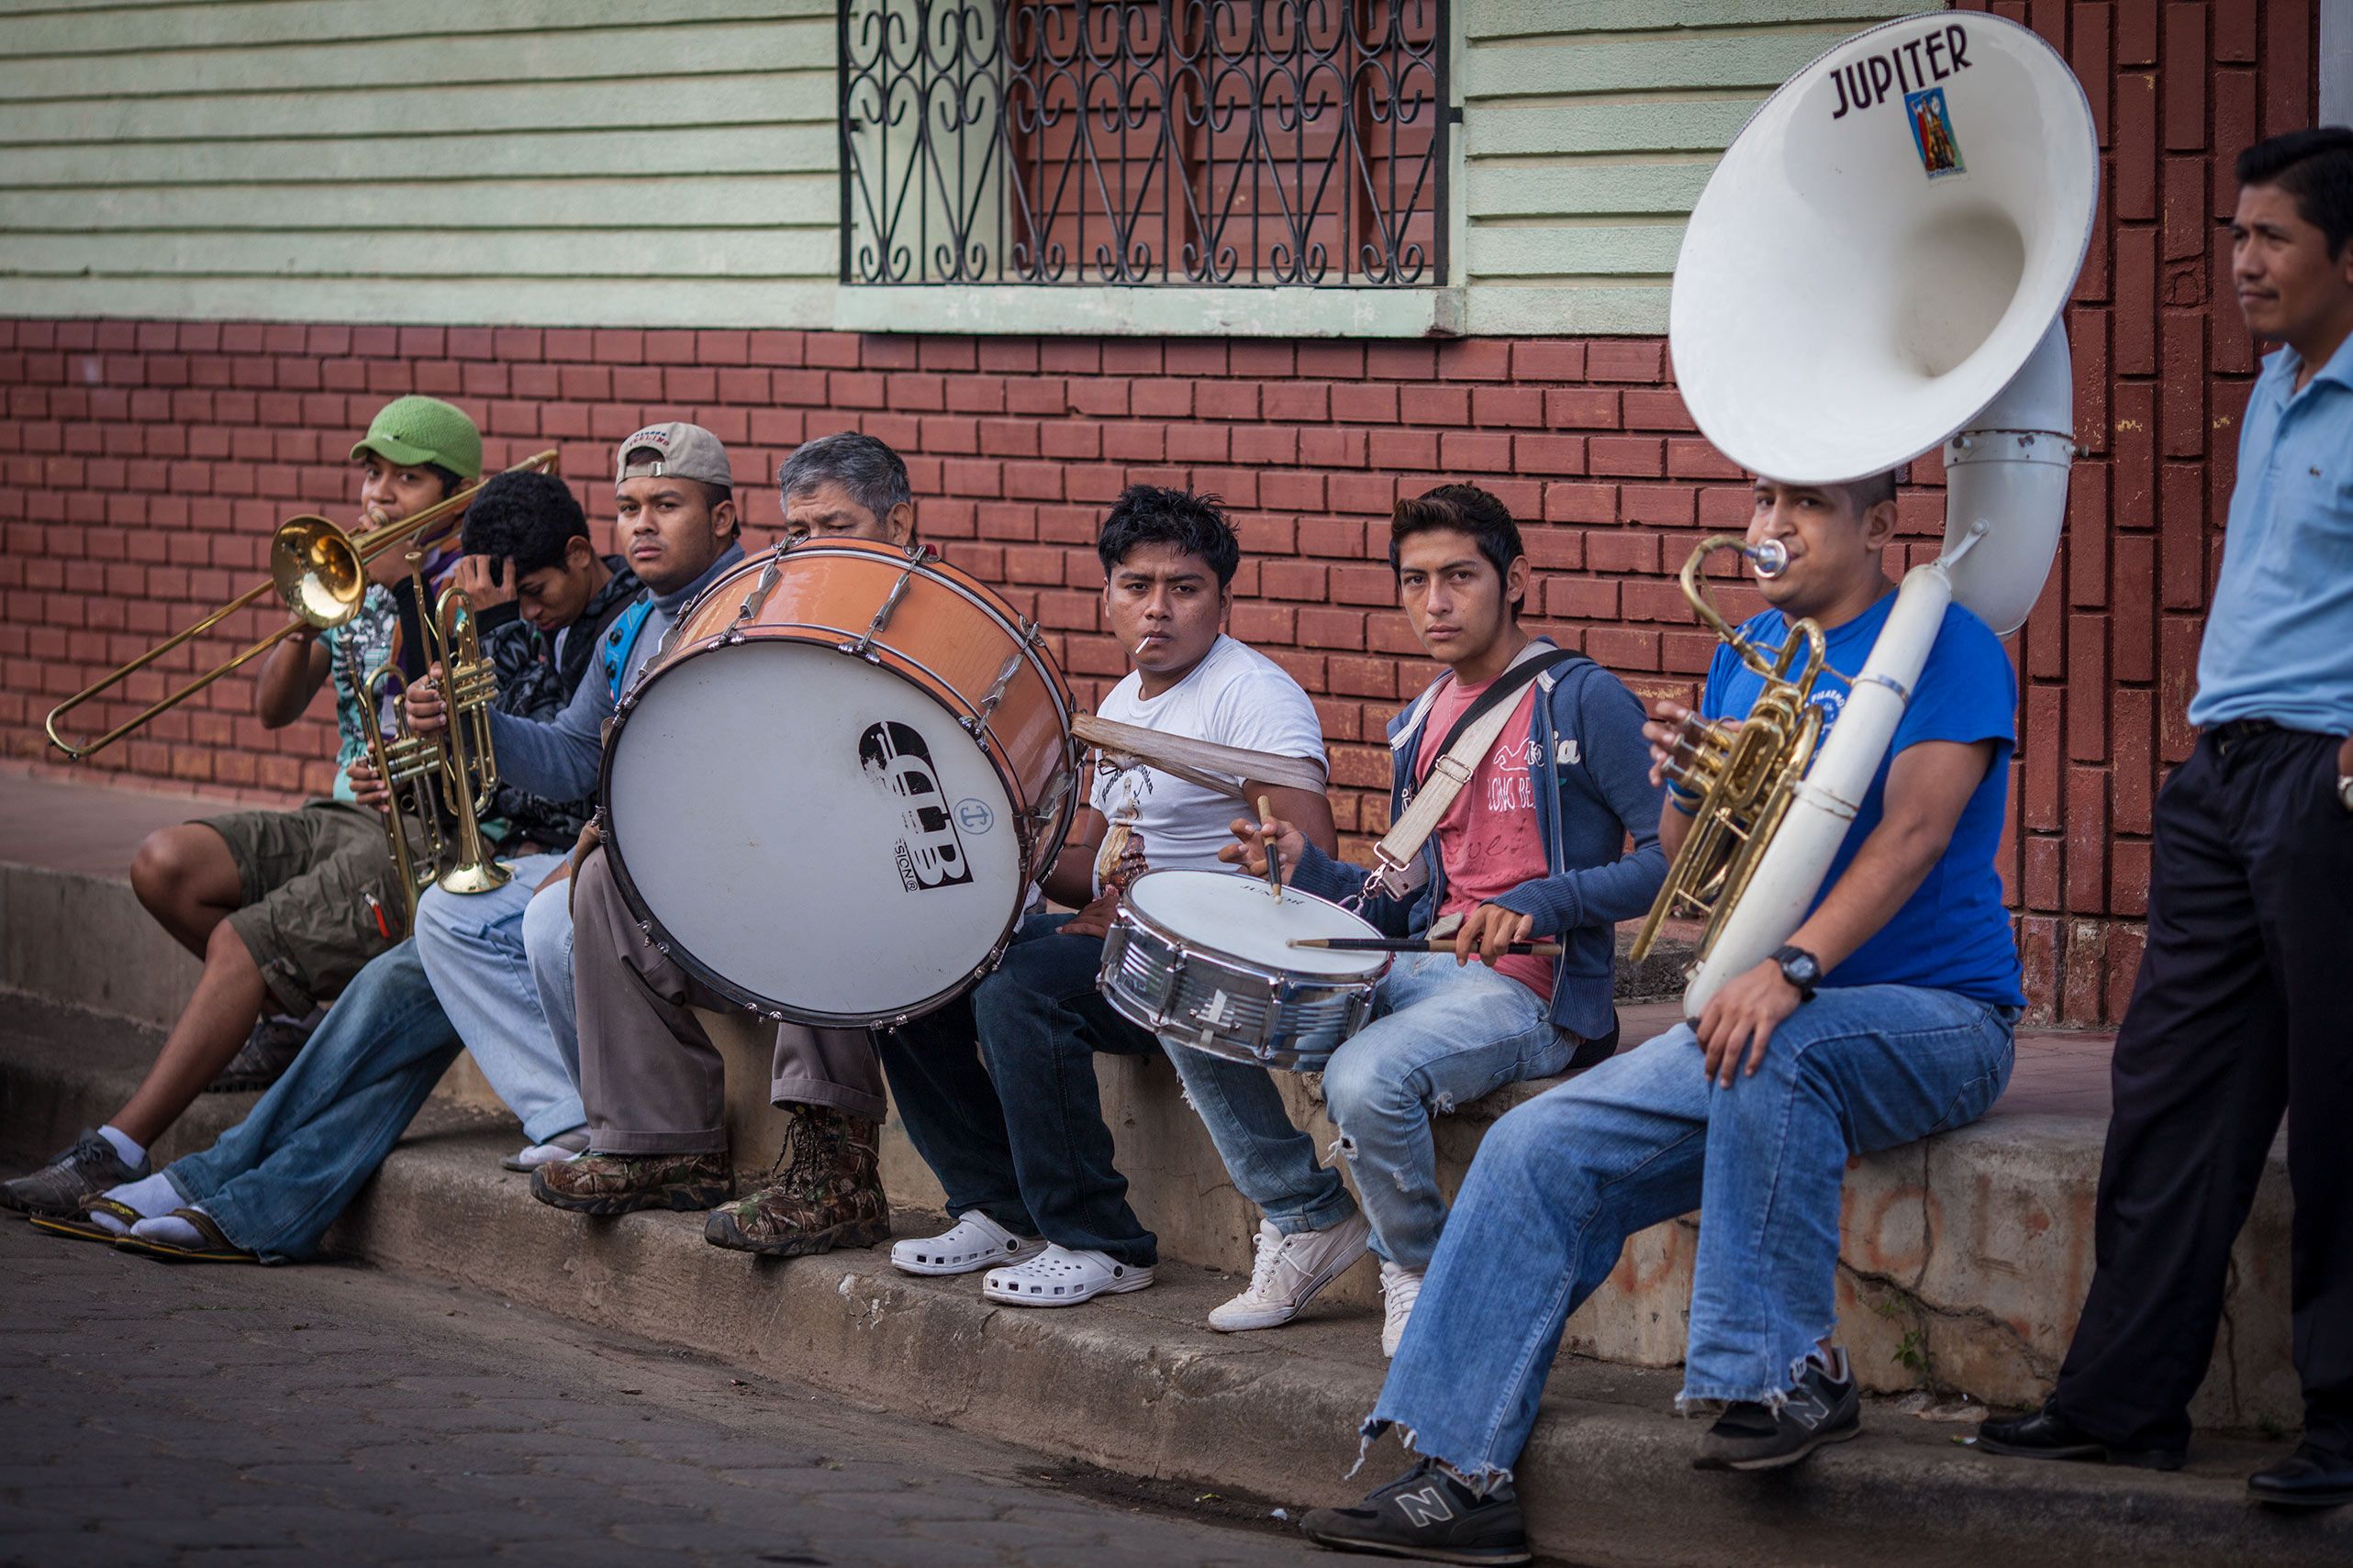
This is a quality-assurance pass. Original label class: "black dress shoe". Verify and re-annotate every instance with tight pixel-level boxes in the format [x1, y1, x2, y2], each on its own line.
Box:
[1975, 1404, 2184, 1471]
[2247, 1445, 2353, 1509]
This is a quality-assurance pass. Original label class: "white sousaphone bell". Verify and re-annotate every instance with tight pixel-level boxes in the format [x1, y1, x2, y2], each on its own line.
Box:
[1663, 12, 2100, 1015]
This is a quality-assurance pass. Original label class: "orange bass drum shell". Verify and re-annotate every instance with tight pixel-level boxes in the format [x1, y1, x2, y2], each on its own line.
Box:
[597, 539, 1078, 1027]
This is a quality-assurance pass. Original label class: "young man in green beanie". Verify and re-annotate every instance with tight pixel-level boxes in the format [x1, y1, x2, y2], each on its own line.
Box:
[0, 397, 485, 1220]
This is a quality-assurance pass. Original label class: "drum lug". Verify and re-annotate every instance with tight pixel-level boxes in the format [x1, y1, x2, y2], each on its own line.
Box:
[850, 559, 922, 657]
[727, 556, 786, 642]
[963, 643, 1029, 743]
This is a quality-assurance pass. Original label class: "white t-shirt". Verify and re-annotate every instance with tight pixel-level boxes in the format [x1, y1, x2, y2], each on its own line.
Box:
[1088, 634, 1329, 875]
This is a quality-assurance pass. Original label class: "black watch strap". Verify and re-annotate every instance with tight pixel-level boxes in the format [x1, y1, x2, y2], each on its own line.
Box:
[1772, 944, 1821, 1002]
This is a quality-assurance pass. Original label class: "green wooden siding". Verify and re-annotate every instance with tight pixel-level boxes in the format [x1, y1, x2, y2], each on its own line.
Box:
[0, 0, 840, 326]
[1, 0, 1946, 334]
[1458, 0, 1946, 336]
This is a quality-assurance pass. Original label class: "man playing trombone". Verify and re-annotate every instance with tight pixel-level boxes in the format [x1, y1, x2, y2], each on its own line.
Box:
[2, 396, 482, 1220]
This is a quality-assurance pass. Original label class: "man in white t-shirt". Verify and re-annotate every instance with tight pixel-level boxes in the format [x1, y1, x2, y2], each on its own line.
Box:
[882, 485, 1338, 1307]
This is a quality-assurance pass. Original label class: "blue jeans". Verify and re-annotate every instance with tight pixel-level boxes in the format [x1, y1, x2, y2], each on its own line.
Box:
[163, 940, 460, 1262]
[1168, 951, 1568, 1270]
[412, 854, 583, 1142]
[1370, 984, 2016, 1484]
[877, 914, 1161, 1266]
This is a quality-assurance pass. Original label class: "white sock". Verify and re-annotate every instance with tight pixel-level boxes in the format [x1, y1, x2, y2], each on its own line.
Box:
[106, 1173, 181, 1219]
[96, 1124, 147, 1168]
[131, 1207, 209, 1248]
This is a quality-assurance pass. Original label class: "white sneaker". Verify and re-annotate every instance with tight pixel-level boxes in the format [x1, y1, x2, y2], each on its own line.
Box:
[1379, 1260, 1424, 1358]
[1207, 1213, 1372, 1332]
[891, 1210, 1047, 1276]
[982, 1244, 1154, 1307]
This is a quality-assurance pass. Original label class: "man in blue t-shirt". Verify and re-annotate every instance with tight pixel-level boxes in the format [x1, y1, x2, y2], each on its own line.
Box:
[1302, 472, 2022, 1562]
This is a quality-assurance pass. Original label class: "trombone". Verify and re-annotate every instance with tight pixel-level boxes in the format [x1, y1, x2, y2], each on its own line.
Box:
[43, 449, 560, 761]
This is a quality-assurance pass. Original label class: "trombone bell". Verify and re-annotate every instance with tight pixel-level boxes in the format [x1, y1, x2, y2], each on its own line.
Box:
[271, 518, 370, 628]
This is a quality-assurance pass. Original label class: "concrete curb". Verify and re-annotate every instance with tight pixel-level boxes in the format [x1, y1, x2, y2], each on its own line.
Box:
[4, 994, 2346, 1568]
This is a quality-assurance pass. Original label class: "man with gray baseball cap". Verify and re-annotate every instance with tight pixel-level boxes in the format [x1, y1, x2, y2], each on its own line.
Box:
[402, 423, 747, 1170]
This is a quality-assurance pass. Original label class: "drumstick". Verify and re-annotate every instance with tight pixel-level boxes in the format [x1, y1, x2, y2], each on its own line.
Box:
[1256, 794, 1283, 899]
[1288, 937, 1567, 957]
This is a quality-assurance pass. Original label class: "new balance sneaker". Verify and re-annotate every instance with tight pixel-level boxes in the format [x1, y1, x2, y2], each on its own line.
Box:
[1210, 1213, 1371, 1332]
[1378, 1260, 1424, 1358]
[1, 1129, 150, 1218]
[1691, 1346, 1862, 1472]
[1298, 1460, 1530, 1565]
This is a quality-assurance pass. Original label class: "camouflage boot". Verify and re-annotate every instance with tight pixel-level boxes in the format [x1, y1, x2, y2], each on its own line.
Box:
[530, 1148, 733, 1216]
[704, 1105, 890, 1257]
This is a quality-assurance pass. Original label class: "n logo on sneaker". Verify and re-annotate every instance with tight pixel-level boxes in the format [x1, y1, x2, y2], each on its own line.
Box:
[1394, 1485, 1455, 1528]
[1784, 1385, 1833, 1430]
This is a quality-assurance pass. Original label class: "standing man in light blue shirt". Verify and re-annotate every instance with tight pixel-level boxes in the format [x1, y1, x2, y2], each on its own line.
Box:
[1981, 127, 2353, 1510]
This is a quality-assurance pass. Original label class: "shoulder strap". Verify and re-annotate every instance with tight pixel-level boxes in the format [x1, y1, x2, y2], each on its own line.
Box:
[600, 597, 655, 702]
[1369, 646, 1586, 898]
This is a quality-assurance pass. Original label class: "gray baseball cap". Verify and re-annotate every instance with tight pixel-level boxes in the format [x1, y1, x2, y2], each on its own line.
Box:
[615, 421, 733, 488]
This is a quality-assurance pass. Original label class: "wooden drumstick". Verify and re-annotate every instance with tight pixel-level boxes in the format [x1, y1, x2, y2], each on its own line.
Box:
[1256, 794, 1283, 898]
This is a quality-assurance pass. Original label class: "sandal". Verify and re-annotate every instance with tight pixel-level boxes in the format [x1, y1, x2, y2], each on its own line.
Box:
[891, 1211, 1048, 1277]
[28, 1196, 141, 1245]
[982, 1244, 1154, 1307]
[113, 1208, 259, 1264]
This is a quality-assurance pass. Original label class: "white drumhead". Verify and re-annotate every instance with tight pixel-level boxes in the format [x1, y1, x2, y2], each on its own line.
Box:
[607, 639, 1022, 1019]
[1124, 869, 1386, 977]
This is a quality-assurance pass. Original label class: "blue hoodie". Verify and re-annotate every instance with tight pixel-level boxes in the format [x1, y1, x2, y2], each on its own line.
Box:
[482, 541, 746, 804]
[1285, 641, 1667, 1041]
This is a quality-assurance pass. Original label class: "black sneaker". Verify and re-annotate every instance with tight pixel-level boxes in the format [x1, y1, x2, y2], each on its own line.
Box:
[1691, 1346, 1862, 1472]
[205, 1014, 316, 1094]
[0, 1129, 150, 1218]
[1298, 1460, 1531, 1565]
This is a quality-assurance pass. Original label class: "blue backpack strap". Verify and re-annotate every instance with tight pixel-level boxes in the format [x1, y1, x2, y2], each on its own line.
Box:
[600, 597, 655, 702]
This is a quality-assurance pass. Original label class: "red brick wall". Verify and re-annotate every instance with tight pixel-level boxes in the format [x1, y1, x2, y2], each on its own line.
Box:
[0, 0, 2320, 1024]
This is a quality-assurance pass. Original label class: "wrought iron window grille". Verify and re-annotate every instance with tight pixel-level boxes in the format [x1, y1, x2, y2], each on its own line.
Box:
[839, 1, 1449, 287]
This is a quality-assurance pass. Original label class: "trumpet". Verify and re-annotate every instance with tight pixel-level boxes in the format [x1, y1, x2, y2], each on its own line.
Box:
[1629, 536, 1833, 967]
[44, 449, 559, 761]
[347, 538, 516, 932]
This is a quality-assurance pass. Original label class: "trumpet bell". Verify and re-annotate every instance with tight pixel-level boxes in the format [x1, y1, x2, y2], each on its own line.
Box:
[1667, 13, 2097, 484]
[271, 517, 369, 628]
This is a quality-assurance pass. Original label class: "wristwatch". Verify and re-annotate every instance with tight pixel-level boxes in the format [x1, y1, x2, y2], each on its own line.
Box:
[1773, 944, 1822, 1002]
[2338, 772, 2353, 816]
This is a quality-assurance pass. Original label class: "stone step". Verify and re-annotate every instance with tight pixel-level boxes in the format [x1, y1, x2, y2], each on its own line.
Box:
[0, 766, 2299, 1427]
[2, 992, 2344, 1568]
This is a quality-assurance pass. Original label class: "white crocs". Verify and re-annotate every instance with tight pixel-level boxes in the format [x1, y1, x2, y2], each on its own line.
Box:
[982, 1243, 1154, 1307]
[890, 1210, 1047, 1276]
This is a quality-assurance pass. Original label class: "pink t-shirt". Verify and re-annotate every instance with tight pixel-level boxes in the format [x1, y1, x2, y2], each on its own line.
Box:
[1411, 673, 1553, 998]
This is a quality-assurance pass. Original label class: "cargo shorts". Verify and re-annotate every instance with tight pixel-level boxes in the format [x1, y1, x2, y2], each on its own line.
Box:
[203, 798, 422, 1015]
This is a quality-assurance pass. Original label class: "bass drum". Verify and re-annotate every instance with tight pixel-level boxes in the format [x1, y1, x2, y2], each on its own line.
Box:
[599, 539, 1077, 1027]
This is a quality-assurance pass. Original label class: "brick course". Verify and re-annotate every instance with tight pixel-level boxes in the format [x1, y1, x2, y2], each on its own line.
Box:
[0, 0, 2315, 1023]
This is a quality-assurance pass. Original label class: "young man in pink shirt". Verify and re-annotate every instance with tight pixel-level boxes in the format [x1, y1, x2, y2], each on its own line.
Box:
[1168, 484, 1666, 1354]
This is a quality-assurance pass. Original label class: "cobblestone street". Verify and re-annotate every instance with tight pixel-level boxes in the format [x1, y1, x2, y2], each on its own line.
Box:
[0, 1219, 1310, 1567]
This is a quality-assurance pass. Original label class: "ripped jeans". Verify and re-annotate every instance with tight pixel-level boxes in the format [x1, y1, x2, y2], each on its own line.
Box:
[1166, 951, 1569, 1271]
[1367, 984, 2016, 1484]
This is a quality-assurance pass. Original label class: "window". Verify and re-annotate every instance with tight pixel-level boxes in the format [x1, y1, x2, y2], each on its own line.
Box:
[839, 1, 1448, 287]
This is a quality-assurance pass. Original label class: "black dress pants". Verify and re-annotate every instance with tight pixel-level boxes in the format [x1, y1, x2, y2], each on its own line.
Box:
[2050, 725, 2353, 1456]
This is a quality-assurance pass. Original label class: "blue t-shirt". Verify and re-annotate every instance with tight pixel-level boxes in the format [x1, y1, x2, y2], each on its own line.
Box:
[1704, 592, 2024, 1007]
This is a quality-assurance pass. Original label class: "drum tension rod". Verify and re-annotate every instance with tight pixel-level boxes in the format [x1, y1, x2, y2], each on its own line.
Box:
[849, 560, 921, 658]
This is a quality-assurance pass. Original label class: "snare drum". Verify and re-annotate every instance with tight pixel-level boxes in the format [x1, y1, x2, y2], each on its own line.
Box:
[1098, 869, 1388, 1071]
[600, 539, 1077, 1027]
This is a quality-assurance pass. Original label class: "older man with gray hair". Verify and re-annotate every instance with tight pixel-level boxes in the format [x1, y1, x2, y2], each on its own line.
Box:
[536, 432, 917, 1258]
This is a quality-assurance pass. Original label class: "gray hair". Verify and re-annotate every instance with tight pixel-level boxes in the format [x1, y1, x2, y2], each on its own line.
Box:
[776, 431, 912, 525]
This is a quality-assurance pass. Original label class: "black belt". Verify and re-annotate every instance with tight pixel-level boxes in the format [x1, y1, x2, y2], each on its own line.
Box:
[2209, 718, 2280, 744]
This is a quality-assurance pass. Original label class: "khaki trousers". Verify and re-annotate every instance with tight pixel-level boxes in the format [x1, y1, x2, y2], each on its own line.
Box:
[569, 844, 887, 1154]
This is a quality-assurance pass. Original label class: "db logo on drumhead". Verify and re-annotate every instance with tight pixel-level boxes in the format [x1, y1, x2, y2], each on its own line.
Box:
[859, 721, 974, 893]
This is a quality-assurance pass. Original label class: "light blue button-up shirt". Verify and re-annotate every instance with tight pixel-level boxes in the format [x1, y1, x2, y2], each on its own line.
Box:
[2188, 330, 2353, 735]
